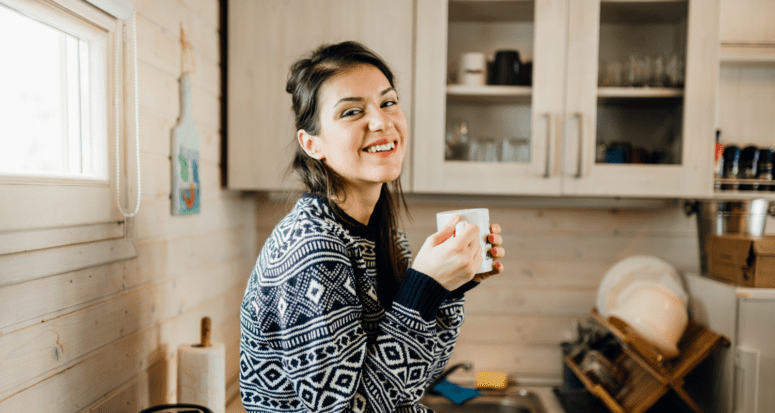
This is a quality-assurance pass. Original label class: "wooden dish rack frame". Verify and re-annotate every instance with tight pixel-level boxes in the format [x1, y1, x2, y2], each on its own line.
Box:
[564, 309, 730, 413]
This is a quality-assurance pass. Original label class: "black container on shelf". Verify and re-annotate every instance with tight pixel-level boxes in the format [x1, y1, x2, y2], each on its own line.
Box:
[740, 146, 761, 190]
[493, 50, 521, 85]
[519, 61, 532, 86]
[722, 145, 741, 190]
[759, 147, 775, 191]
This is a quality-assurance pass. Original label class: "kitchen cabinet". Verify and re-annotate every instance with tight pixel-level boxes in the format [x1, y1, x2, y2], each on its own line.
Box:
[413, 0, 719, 197]
[714, 0, 775, 200]
[684, 273, 775, 413]
[226, 0, 414, 191]
[719, 0, 775, 46]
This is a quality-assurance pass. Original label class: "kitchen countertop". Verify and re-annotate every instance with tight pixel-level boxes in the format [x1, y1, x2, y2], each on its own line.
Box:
[227, 385, 568, 413]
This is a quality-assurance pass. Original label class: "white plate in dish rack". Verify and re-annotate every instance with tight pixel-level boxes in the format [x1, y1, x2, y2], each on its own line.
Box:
[596, 255, 688, 318]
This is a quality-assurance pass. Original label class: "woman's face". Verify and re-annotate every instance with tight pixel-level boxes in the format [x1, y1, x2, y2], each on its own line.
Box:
[300, 64, 407, 192]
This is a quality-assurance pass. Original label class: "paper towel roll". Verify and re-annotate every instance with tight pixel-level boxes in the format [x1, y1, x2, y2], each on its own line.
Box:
[177, 343, 225, 413]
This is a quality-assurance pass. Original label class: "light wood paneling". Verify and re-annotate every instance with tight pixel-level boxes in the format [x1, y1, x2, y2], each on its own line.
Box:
[0, 1, 255, 412]
[251, 195, 708, 384]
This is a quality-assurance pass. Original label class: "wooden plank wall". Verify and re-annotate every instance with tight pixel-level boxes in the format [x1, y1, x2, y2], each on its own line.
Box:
[0, 1, 258, 412]
[256, 196, 775, 387]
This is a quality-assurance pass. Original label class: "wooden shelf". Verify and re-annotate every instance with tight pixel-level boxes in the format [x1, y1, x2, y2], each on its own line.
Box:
[446, 85, 532, 104]
[564, 309, 730, 413]
[597, 87, 684, 99]
[720, 44, 775, 66]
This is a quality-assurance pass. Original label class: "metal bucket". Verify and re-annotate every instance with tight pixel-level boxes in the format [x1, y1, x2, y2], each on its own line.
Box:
[684, 199, 775, 274]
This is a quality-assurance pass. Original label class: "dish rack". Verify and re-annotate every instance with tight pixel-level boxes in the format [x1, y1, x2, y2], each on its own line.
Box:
[564, 309, 730, 413]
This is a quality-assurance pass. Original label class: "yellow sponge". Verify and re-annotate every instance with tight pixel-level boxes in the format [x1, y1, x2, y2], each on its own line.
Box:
[475, 371, 509, 390]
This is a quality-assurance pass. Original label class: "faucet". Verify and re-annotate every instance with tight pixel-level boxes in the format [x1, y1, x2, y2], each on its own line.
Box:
[427, 362, 473, 391]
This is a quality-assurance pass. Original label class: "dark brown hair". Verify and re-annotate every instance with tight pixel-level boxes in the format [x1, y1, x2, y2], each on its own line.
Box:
[285, 41, 410, 291]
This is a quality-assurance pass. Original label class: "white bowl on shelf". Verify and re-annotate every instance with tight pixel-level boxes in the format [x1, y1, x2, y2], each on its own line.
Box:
[596, 255, 688, 318]
[607, 283, 689, 358]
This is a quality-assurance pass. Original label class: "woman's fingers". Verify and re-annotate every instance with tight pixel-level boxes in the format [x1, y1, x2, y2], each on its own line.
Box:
[487, 233, 502, 246]
[489, 246, 505, 259]
[473, 261, 504, 282]
[490, 223, 501, 235]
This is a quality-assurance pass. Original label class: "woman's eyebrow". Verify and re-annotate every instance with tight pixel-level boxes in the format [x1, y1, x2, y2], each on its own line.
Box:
[333, 87, 396, 108]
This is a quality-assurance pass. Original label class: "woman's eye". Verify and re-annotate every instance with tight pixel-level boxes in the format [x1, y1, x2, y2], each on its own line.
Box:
[342, 108, 362, 117]
[382, 100, 397, 108]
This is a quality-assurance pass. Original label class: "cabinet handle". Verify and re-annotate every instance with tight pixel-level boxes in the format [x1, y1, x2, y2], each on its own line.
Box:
[544, 113, 555, 178]
[574, 112, 585, 178]
[734, 346, 760, 413]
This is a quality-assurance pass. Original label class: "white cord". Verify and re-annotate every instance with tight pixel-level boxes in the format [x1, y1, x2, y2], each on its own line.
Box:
[115, 14, 141, 218]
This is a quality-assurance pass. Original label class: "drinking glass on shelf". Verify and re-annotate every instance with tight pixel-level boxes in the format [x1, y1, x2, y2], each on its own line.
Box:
[651, 54, 666, 87]
[599, 60, 622, 87]
[639, 55, 652, 87]
[623, 54, 638, 87]
[502, 137, 530, 163]
[469, 137, 499, 162]
[445, 119, 470, 161]
[666, 54, 684, 87]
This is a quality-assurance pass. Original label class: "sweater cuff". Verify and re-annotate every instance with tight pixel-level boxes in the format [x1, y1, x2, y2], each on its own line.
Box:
[394, 268, 450, 321]
[448, 280, 480, 299]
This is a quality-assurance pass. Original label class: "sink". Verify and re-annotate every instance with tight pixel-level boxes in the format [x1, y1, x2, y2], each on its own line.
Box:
[419, 388, 546, 413]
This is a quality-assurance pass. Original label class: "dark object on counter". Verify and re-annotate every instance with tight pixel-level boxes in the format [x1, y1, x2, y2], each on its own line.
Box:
[519, 61, 532, 85]
[579, 350, 627, 395]
[561, 342, 586, 391]
[722, 145, 741, 190]
[552, 387, 608, 413]
[740, 145, 761, 190]
[493, 50, 521, 85]
[139, 404, 213, 413]
[758, 147, 774, 191]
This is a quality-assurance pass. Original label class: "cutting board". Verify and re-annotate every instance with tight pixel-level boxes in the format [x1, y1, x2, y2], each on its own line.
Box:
[172, 73, 201, 215]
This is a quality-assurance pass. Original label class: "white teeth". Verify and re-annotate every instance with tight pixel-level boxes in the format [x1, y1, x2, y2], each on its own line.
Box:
[367, 142, 396, 153]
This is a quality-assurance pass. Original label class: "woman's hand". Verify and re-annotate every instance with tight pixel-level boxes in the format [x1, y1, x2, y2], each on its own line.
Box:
[411, 213, 482, 291]
[473, 223, 505, 282]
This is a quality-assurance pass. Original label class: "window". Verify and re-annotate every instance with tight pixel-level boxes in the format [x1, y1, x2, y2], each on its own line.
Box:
[0, 0, 137, 279]
[0, 2, 107, 180]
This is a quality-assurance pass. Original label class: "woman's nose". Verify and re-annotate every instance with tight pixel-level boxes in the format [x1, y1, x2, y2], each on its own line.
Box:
[368, 109, 392, 132]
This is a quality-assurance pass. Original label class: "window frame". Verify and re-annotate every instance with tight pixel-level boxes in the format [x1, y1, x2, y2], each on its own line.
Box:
[0, 0, 137, 280]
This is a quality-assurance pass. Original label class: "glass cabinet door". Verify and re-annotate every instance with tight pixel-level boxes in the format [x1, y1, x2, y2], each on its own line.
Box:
[562, 0, 718, 197]
[413, 0, 567, 195]
[413, 0, 717, 197]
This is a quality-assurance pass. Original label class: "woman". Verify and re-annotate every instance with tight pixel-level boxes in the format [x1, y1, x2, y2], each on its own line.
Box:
[240, 41, 505, 413]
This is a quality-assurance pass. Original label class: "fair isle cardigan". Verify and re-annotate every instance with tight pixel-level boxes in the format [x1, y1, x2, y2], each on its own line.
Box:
[239, 194, 478, 412]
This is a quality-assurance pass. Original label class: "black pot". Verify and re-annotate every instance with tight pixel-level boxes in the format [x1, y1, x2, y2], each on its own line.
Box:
[493, 50, 521, 85]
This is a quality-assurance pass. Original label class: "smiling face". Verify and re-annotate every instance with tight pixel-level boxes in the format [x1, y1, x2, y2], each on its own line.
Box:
[298, 64, 407, 195]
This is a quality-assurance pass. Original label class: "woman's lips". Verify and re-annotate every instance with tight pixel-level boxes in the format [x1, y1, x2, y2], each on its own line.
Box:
[363, 140, 398, 158]
[374, 143, 397, 158]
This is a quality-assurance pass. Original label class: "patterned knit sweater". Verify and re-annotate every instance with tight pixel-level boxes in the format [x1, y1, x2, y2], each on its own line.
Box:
[239, 194, 478, 412]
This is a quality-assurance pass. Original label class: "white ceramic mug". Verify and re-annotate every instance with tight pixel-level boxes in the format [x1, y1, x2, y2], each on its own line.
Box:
[459, 52, 487, 86]
[436, 208, 492, 274]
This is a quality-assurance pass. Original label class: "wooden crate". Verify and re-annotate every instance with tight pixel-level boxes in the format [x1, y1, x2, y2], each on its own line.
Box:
[564, 309, 730, 413]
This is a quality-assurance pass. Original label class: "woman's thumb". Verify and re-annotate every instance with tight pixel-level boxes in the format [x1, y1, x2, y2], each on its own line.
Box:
[432, 213, 460, 246]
